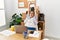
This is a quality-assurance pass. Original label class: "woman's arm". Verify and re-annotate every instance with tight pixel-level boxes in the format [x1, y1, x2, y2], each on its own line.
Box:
[28, 2, 30, 15]
[24, 18, 28, 24]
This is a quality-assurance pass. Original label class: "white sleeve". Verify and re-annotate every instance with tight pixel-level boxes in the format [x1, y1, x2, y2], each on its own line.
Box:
[24, 18, 28, 23]
[34, 16, 38, 25]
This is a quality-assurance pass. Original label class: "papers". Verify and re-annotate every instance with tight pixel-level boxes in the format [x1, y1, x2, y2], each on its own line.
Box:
[30, 4, 35, 7]
[28, 31, 41, 38]
[18, 2, 24, 7]
[0, 30, 16, 36]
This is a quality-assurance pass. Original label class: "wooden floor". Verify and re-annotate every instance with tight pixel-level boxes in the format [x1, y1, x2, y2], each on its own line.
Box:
[0, 33, 41, 40]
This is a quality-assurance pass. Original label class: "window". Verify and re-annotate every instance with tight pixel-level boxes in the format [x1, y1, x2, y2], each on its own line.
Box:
[0, 0, 6, 26]
[0, 0, 4, 9]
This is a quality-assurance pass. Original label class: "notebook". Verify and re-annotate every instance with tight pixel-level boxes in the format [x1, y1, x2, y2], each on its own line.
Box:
[0, 30, 16, 36]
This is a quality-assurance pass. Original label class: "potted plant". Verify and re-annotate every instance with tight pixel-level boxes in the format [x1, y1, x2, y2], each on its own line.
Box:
[10, 13, 22, 27]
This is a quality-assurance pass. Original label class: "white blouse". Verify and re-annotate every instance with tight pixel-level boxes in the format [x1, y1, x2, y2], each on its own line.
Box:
[24, 15, 38, 30]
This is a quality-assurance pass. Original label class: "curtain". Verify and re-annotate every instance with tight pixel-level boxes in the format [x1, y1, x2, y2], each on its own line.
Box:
[0, 0, 6, 26]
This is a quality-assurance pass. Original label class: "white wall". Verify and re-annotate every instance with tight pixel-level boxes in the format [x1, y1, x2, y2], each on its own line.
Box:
[4, 0, 60, 38]
[38, 0, 60, 38]
[4, 0, 28, 24]
[4, 0, 15, 26]
[13, 0, 28, 14]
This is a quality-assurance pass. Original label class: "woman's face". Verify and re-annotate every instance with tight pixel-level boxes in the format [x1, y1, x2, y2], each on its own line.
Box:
[30, 11, 35, 18]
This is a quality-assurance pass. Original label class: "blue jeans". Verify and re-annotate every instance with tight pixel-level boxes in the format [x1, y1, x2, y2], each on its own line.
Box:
[27, 27, 36, 30]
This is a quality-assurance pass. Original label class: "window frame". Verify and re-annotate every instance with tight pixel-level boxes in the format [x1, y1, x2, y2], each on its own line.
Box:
[0, 0, 6, 26]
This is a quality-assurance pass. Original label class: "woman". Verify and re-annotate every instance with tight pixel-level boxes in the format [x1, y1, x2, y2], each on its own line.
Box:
[24, 11, 38, 31]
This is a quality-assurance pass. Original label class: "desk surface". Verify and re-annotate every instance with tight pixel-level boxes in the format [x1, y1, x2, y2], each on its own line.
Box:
[0, 31, 42, 40]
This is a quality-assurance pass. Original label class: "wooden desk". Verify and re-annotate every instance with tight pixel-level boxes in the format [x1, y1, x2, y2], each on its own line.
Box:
[0, 31, 43, 40]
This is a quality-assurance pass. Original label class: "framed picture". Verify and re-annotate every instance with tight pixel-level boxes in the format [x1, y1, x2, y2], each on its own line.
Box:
[18, 0, 28, 8]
